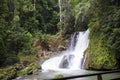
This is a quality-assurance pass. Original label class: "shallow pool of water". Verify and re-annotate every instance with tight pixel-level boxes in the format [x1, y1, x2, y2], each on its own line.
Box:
[14, 69, 120, 80]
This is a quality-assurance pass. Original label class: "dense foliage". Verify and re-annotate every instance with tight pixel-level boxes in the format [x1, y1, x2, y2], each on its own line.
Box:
[1, 1, 120, 79]
[60, 0, 120, 69]
[0, 0, 59, 67]
[0, 0, 59, 79]
[87, 0, 120, 69]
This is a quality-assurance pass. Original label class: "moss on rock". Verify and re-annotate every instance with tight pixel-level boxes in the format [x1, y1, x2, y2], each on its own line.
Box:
[86, 18, 118, 70]
[0, 66, 17, 80]
[17, 63, 41, 76]
[55, 74, 64, 79]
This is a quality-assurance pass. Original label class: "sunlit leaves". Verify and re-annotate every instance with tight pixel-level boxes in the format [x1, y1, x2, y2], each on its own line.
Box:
[23, 4, 35, 12]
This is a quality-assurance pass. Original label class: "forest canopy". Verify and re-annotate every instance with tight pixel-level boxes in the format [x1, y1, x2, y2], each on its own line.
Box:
[0, 0, 59, 66]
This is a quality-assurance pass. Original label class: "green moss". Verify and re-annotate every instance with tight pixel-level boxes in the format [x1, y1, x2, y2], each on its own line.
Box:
[0, 60, 41, 79]
[0, 66, 17, 80]
[85, 4, 120, 69]
[18, 54, 38, 66]
[19, 67, 32, 75]
[44, 56, 49, 60]
[87, 20, 117, 69]
[29, 63, 41, 69]
[88, 38, 117, 69]
[55, 74, 64, 79]
[17, 63, 41, 76]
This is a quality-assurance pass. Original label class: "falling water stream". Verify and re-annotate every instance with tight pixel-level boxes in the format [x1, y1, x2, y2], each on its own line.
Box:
[16, 29, 120, 80]
[14, 0, 120, 79]
[42, 29, 89, 71]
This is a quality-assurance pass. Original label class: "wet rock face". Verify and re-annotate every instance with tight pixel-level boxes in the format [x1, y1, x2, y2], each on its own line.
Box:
[59, 54, 74, 68]
[58, 45, 66, 51]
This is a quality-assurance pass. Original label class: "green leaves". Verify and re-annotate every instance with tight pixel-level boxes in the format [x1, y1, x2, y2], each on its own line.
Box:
[87, 0, 120, 69]
[35, 0, 59, 34]
[107, 28, 120, 58]
[22, 4, 35, 12]
[0, 0, 59, 66]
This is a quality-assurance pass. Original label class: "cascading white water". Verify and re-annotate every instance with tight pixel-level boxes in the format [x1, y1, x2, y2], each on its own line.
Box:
[42, 29, 89, 71]
[69, 32, 78, 51]
[69, 29, 89, 69]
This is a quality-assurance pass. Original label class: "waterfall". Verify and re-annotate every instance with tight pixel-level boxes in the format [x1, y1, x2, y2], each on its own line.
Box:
[42, 29, 89, 71]
[69, 29, 89, 69]
[69, 32, 78, 51]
